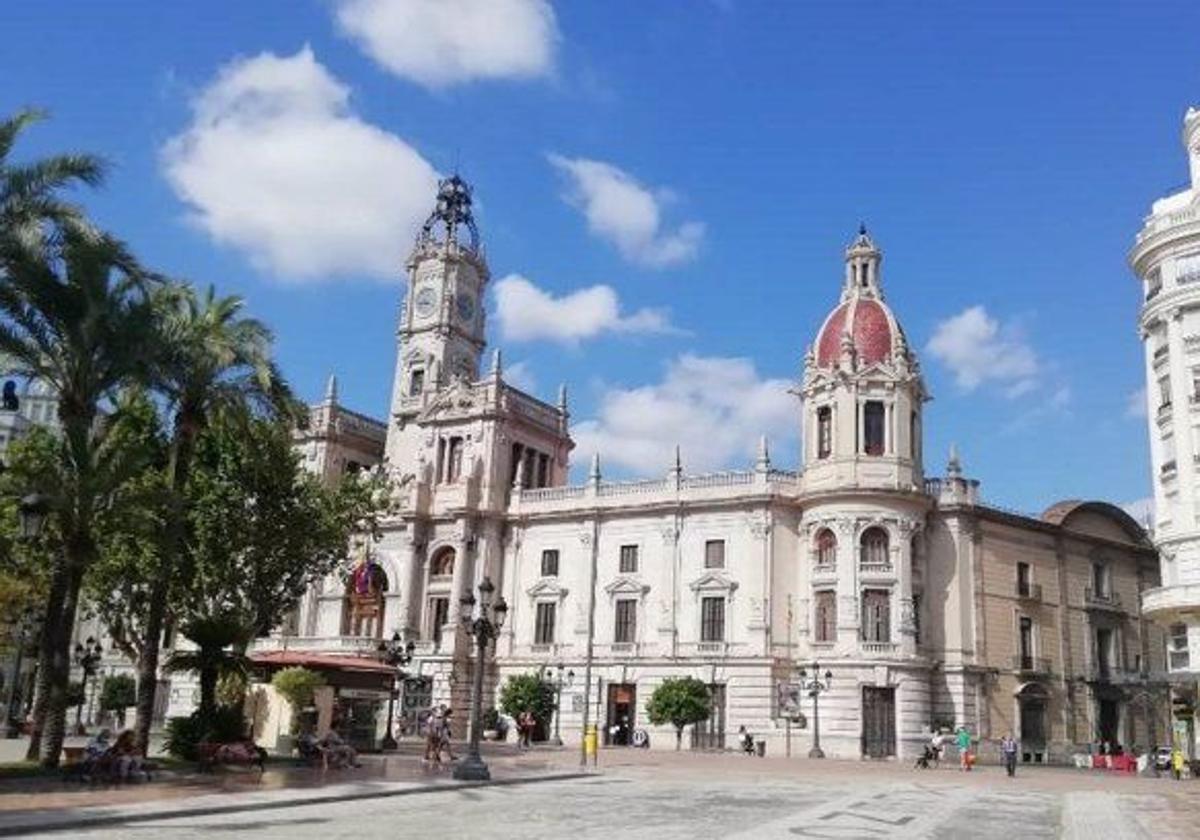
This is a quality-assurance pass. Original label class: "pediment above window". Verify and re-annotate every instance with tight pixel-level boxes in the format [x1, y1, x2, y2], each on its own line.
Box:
[526, 579, 569, 600]
[688, 571, 738, 594]
[603, 576, 650, 598]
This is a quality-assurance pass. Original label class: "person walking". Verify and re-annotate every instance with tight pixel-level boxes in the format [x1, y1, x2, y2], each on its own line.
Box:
[956, 726, 973, 771]
[518, 709, 535, 750]
[424, 708, 444, 766]
[930, 730, 946, 768]
[1000, 733, 1018, 777]
[1171, 746, 1185, 781]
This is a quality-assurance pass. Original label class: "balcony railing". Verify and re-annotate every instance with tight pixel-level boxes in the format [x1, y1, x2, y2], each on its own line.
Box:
[1088, 664, 1144, 684]
[1161, 459, 1177, 476]
[1012, 655, 1052, 674]
[861, 641, 898, 655]
[1084, 587, 1122, 610]
[859, 562, 895, 576]
[1015, 582, 1043, 601]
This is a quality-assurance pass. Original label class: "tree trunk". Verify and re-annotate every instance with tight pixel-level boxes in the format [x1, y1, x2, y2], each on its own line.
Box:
[134, 418, 195, 756]
[24, 554, 71, 761]
[198, 661, 217, 718]
[39, 560, 85, 768]
[675, 726, 683, 751]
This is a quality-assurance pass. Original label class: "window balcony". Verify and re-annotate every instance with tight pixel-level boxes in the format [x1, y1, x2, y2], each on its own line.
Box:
[607, 642, 640, 657]
[1168, 649, 1191, 672]
[1157, 405, 1174, 423]
[858, 562, 895, 577]
[1084, 587, 1123, 611]
[1012, 655, 1052, 675]
[1160, 459, 1178, 478]
[1015, 582, 1043, 602]
[861, 641, 898, 655]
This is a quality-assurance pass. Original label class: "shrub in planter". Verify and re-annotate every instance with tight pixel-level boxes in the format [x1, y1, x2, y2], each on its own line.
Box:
[164, 705, 248, 760]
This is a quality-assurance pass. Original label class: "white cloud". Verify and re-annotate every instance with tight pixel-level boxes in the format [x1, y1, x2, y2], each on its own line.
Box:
[1001, 384, 1072, 435]
[333, 0, 558, 89]
[161, 47, 439, 281]
[926, 306, 1039, 395]
[1126, 386, 1147, 418]
[572, 355, 795, 475]
[504, 360, 537, 394]
[494, 274, 679, 344]
[548, 155, 704, 268]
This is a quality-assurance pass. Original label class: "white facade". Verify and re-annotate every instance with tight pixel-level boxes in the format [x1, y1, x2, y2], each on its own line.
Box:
[1130, 105, 1200, 754]
[273, 179, 1161, 762]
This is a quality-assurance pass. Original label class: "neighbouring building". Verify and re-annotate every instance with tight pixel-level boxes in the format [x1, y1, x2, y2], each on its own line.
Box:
[260, 177, 1167, 762]
[1130, 104, 1200, 758]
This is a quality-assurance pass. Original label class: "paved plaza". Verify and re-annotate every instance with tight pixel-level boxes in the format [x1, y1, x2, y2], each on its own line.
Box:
[6, 748, 1197, 840]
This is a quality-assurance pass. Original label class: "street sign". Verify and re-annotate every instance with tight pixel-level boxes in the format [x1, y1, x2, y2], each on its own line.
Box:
[775, 681, 805, 722]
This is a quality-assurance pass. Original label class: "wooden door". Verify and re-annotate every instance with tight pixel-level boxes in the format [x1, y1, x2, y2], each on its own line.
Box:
[862, 686, 896, 758]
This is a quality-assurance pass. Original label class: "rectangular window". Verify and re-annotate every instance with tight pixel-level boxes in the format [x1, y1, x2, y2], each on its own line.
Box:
[1159, 376, 1172, 409]
[814, 591, 837, 642]
[430, 597, 449, 645]
[1096, 628, 1114, 678]
[540, 549, 559, 577]
[1017, 562, 1031, 597]
[863, 401, 885, 456]
[700, 597, 725, 642]
[534, 602, 557, 645]
[861, 589, 890, 643]
[614, 599, 637, 644]
[537, 453, 550, 488]
[409, 369, 424, 396]
[1146, 267, 1163, 300]
[619, 544, 639, 574]
[1092, 562, 1109, 598]
[817, 406, 833, 459]
[1178, 251, 1200, 285]
[704, 539, 726, 569]
[1019, 616, 1034, 667]
[1168, 623, 1190, 671]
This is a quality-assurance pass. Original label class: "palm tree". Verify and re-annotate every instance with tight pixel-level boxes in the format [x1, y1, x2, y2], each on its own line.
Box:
[133, 284, 294, 751]
[1, 108, 106, 248]
[0, 229, 157, 766]
[164, 614, 252, 718]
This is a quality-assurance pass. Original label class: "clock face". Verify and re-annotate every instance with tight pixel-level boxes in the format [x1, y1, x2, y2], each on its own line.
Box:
[414, 286, 438, 317]
[456, 293, 476, 322]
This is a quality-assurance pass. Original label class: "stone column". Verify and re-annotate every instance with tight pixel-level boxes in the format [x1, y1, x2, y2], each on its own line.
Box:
[396, 533, 422, 639]
[897, 521, 917, 656]
[836, 519, 858, 647]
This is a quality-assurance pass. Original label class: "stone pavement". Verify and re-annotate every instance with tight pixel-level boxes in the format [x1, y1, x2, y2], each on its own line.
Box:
[6, 746, 1199, 838]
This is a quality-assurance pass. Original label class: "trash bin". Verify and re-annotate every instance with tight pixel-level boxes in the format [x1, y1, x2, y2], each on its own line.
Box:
[756, 740, 766, 757]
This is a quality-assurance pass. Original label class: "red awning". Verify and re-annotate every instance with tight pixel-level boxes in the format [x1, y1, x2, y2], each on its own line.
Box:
[250, 650, 395, 675]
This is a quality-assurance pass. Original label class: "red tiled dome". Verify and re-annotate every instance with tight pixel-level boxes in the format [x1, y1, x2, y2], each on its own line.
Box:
[815, 298, 894, 367]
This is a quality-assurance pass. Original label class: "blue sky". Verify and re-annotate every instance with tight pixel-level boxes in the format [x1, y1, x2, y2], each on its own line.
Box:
[3, 0, 1198, 514]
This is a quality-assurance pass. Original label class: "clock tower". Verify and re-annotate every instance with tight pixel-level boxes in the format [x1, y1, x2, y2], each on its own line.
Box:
[394, 175, 488, 398]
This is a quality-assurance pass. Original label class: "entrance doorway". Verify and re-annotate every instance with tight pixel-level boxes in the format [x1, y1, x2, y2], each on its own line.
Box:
[862, 686, 896, 758]
[1098, 697, 1120, 747]
[691, 684, 726, 750]
[605, 683, 636, 746]
[1017, 682, 1049, 763]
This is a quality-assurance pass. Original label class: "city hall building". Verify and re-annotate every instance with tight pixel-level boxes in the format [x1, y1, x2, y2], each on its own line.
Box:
[255, 178, 1166, 762]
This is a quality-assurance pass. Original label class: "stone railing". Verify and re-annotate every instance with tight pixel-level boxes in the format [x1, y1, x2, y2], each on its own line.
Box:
[520, 485, 588, 503]
[682, 471, 755, 489]
[503, 386, 563, 431]
[1137, 200, 1200, 244]
[249, 636, 380, 656]
[598, 478, 669, 498]
[859, 562, 894, 576]
[861, 641, 898, 655]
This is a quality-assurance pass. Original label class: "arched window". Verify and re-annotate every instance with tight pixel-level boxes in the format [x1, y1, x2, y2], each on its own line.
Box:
[817, 406, 833, 459]
[860, 527, 889, 566]
[341, 559, 389, 638]
[815, 529, 837, 567]
[863, 401, 885, 456]
[430, 547, 455, 578]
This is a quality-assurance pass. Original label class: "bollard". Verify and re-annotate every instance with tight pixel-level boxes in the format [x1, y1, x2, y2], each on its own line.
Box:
[584, 725, 598, 758]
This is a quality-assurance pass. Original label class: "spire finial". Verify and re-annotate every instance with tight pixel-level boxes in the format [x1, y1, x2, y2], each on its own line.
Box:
[325, 373, 338, 403]
[859, 221, 867, 236]
[558, 383, 568, 410]
[756, 435, 771, 471]
[491, 348, 502, 378]
[947, 443, 962, 478]
[589, 452, 602, 484]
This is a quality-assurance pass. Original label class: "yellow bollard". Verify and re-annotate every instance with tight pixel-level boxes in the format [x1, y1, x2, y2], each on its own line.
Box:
[584, 725, 598, 758]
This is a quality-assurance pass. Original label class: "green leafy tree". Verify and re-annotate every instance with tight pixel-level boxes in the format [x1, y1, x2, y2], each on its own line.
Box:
[498, 673, 555, 737]
[0, 108, 105, 251]
[0, 229, 157, 766]
[133, 284, 294, 755]
[164, 612, 253, 718]
[99, 674, 136, 714]
[271, 667, 325, 734]
[646, 677, 712, 751]
[0, 428, 58, 649]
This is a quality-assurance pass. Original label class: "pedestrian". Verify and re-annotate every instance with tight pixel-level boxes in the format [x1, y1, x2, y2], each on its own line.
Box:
[441, 708, 457, 761]
[930, 730, 946, 767]
[1171, 746, 1185, 781]
[424, 708, 443, 766]
[518, 709, 535, 749]
[1000, 733, 1018, 777]
[955, 726, 972, 771]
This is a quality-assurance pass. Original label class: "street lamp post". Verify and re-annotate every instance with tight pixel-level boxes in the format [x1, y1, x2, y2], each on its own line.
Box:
[72, 637, 102, 734]
[797, 663, 833, 759]
[540, 663, 575, 746]
[453, 577, 507, 781]
[4, 607, 39, 739]
[376, 631, 416, 750]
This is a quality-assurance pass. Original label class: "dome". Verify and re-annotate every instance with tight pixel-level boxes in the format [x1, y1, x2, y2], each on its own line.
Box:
[814, 297, 896, 368]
